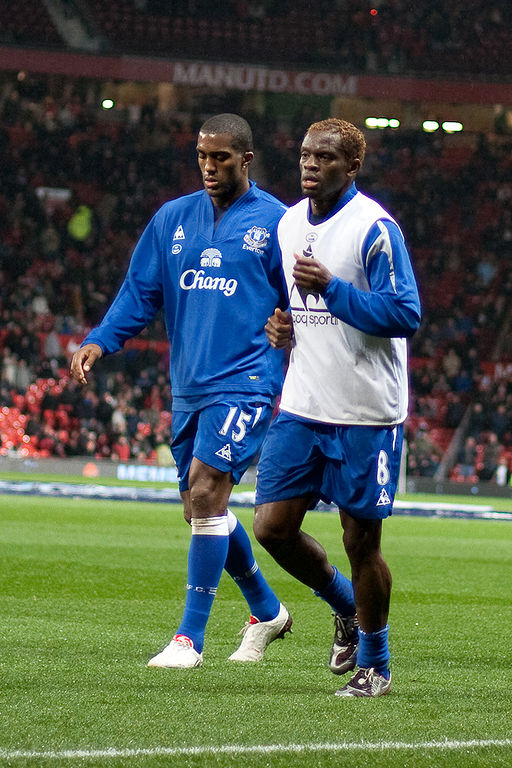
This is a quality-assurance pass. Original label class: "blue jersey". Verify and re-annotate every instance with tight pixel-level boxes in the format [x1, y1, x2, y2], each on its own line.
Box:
[83, 182, 288, 402]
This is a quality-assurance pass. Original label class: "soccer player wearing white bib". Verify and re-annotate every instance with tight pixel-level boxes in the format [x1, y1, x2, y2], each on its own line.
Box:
[254, 118, 421, 697]
[70, 115, 293, 669]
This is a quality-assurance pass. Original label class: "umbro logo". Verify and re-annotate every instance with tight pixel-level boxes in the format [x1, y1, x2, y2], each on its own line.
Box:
[173, 225, 185, 240]
[215, 444, 232, 462]
[376, 488, 391, 506]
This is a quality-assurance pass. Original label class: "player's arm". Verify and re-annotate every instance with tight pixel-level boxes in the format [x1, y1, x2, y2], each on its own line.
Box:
[269, 213, 290, 312]
[266, 215, 293, 349]
[80, 213, 165, 355]
[320, 220, 421, 337]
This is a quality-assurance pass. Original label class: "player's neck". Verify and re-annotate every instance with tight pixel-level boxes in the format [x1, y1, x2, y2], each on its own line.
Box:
[309, 181, 353, 219]
[310, 193, 341, 219]
[211, 179, 250, 211]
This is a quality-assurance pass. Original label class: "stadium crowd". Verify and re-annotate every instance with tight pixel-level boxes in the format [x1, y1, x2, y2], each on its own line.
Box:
[0, 71, 511, 485]
[2, 1, 510, 78]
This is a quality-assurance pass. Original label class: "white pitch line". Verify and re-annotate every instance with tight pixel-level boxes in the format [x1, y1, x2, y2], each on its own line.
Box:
[2, 738, 512, 761]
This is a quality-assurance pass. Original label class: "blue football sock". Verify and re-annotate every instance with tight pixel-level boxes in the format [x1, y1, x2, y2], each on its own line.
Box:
[313, 565, 356, 617]
[176, 515, 229, 653]
[224, 510, 280, 622]
[357, 625, 390, 677]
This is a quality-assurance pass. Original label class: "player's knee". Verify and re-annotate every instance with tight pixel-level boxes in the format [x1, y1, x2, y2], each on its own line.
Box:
[343, 538, 363, 567]
[253, 510, 273, 549]
[188, 476, 219, 516]
[343, 527, 377, 567]
[254, 506, 285, 550]
[254, 505, 298, 556]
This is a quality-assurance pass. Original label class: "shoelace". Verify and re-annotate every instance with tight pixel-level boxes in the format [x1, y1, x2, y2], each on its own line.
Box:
[237, 616, 259, 636]
[334, 616, 348, 641]
[357, 667, 376, 685]
[334, 614, 357, 642]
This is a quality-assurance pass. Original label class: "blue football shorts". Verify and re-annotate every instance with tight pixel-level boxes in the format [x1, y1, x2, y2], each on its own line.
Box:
[255, 411, 404, 520]
[171, 400, 274, 492]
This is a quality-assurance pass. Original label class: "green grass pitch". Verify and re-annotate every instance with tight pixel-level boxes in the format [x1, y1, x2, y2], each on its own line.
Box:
[1, 493, 512, 767]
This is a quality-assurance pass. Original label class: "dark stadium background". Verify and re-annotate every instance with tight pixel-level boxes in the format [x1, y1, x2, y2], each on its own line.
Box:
[1, 0, 511, 497]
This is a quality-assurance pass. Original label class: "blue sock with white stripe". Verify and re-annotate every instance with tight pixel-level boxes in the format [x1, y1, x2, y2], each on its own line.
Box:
[313, 565, 356, 617]
[224, 510, 280, 622]
[176, 515, 229, 653]
[357, 625, 390, 678]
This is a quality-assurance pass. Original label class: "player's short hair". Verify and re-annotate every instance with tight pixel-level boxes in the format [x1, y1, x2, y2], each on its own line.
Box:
[306, 118, 366, 166]
[199, 113, 254, 153]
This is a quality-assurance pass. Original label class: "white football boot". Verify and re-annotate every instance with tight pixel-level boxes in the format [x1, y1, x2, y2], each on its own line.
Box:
[147, 634, 203, 668]
[228, 603, 292, 662]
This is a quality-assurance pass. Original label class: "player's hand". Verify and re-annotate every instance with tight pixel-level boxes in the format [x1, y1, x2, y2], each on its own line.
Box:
[69, 343, 103, 385]
[265, 308, 293, 350]
[293, 252, 332, 293]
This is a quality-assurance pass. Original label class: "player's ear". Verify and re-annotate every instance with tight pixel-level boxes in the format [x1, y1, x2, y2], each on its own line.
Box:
[348, 158, 361, 178]
[242, 151, 254, 168]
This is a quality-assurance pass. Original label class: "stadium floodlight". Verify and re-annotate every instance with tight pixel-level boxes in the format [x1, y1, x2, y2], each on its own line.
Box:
[442, 121, 463, 133]
[101, 99, 115, 110]
[365, 117, 400, 130]
[422, 120, 439, 132]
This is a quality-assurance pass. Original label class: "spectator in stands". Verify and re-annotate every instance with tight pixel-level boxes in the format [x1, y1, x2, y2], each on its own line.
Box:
[14, 358, 32, 392]
[445, 393, 466, 430]
[495, 456, 509, 486]
[0, 348, 18, 387]
[467, 402, 487, 441]
[43, 329, 63, 361]
[111, 434, 131, 461]
[477, 432, 501, 482]
[490, 403, 509, 443]
[407, 424, 442, 479]
[442, 347, 462, 388]
[457, 436, 478, 480]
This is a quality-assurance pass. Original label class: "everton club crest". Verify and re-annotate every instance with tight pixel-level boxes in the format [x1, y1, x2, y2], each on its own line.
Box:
[243, 226, 270, 252]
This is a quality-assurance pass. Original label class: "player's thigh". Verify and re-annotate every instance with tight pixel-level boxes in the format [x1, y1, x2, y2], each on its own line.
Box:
[323, 424, 403, 521]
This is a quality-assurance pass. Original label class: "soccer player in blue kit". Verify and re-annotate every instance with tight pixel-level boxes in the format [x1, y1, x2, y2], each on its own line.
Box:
[70, 114, 292, 668]
[254, 118, 421, 696]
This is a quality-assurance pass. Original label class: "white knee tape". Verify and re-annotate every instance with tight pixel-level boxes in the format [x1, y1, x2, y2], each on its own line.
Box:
[191, 516, 229, 536]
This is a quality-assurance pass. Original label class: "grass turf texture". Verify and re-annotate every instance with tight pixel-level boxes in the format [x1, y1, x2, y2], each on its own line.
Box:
[1, 495, 511, 768]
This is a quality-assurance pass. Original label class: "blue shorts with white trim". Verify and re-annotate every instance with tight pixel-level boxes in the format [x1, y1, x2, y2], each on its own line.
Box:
[172, 400, 274, 492]
[255, 412, 403, 520]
